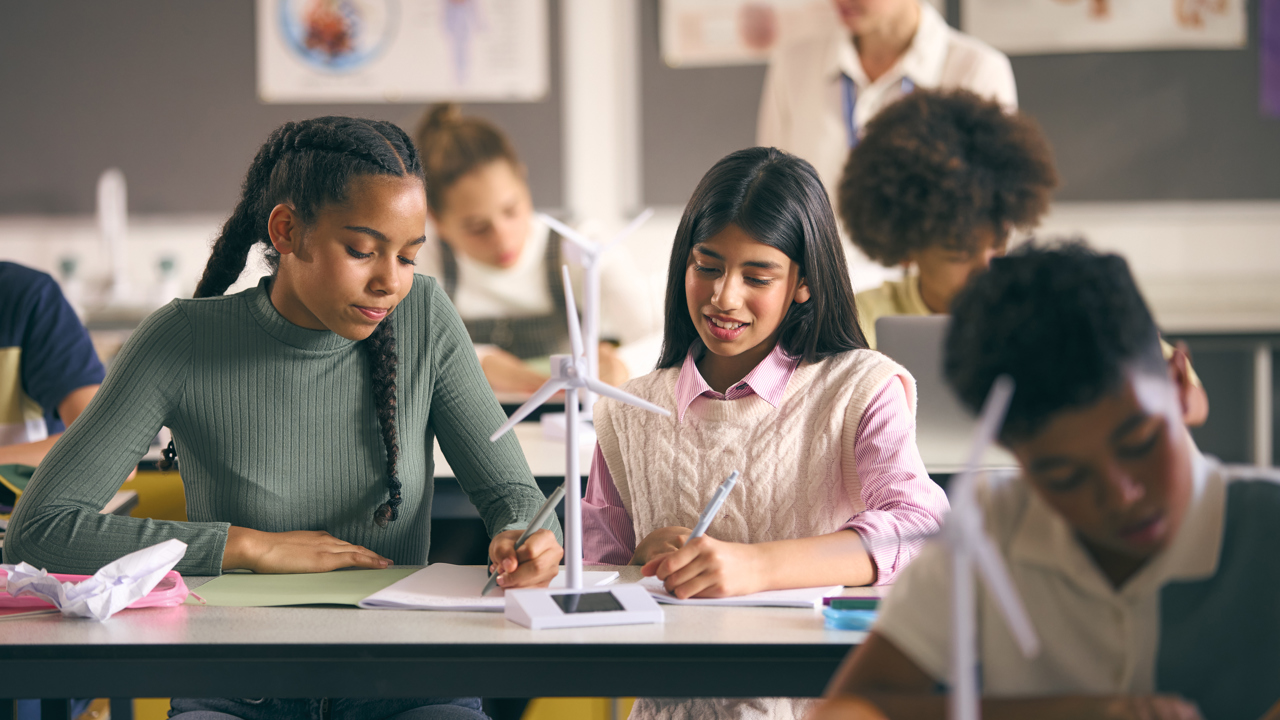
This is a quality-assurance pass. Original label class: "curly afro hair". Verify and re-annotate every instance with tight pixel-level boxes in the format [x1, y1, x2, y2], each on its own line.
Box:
[838, 90, 1058, 267]
[943, 240, 1166, 444]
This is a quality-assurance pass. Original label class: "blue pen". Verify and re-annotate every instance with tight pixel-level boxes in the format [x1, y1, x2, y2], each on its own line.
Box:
[686, 470, 740, 543]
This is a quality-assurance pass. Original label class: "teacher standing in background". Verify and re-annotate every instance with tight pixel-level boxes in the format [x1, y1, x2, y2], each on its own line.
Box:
[758, 0, 1016, 284]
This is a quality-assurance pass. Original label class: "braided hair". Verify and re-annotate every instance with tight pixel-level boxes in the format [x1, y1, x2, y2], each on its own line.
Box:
[156, 116, 424, 528]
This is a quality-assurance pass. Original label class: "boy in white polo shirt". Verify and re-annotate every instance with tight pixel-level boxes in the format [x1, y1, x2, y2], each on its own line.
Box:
[816, 243, 1280, 720]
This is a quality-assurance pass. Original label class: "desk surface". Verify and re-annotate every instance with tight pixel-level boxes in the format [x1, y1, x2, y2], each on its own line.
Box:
[433, 422, 593, 481]
[434, 422, 1015, 480]
[0, 566, 873, 699]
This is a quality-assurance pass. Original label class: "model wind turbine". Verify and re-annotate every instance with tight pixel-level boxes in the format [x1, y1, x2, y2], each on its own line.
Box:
[97, 168, 130, 306]
[943, 375, 1040, 720]
[490, 266, 669, 630]
[538, 209, 654, 417]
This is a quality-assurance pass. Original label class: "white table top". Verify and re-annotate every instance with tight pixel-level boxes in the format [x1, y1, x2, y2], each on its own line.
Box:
[433, 422, 1013, 480]
[0, 567, 878, 648]
[434, 421, 594, 480]
[0, 566, 879, 698]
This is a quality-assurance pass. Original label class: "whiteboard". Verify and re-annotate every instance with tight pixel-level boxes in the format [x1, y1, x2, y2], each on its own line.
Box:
[256, 0, 548, 103]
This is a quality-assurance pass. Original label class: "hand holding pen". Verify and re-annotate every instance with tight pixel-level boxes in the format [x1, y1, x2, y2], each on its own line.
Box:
[639, 471, 762, 599]
[483, 483, 567, 596]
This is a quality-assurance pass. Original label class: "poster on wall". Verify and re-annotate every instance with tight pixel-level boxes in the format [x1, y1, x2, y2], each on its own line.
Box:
[256, 0, 548, 103]
[660, 0, 946, 67]
[963, 0, 1247, 55]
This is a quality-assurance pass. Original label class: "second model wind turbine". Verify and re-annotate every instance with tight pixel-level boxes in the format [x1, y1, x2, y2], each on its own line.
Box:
[490, 266, 670, 629]
[943, 374, 1041, 720]
[538, 209, 654, 417]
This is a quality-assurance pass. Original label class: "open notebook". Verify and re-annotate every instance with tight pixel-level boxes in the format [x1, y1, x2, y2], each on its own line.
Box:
[359, 564, 619, 611]
[640, 576, 841, 609]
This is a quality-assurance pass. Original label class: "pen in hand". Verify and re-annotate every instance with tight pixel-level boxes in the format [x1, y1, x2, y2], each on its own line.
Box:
[481, 483, 567, 596]
[685, 470, 740, 545]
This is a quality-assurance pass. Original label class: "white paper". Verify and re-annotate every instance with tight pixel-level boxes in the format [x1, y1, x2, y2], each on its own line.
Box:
[256, 0, 549, 103]
[963, 0, 1246, 55]
[358, 563, 619, 611]
[0, 539, 187, 622]
[640, 576, 840, 608]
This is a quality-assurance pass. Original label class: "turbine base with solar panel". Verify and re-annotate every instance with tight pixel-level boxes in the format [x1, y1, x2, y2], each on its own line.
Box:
[492, 265, 668, 630]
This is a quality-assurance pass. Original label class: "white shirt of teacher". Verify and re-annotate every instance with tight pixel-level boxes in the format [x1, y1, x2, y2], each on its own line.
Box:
[757, 1, 1018, 204]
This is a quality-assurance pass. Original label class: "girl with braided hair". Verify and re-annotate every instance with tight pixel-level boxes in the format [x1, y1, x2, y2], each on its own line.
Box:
[5, 116, 562, 719]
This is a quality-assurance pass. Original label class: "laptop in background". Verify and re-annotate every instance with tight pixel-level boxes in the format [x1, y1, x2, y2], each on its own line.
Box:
[875, 315, 1017, 473]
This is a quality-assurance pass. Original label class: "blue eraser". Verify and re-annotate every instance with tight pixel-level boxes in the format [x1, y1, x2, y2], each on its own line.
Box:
[822, 606, 877, 631]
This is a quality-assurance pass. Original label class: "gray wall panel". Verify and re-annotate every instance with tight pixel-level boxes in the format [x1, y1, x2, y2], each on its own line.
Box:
[0, 0, 563, 215]
[639, 0, 1280, 205]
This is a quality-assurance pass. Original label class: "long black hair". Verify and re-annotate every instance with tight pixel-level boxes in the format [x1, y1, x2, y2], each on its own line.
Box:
[157, 116, 424, 528]
[656, 147, 867, 368]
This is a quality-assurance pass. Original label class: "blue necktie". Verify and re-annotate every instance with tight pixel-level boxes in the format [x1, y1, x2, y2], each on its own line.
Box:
[842, 74, 916, 149]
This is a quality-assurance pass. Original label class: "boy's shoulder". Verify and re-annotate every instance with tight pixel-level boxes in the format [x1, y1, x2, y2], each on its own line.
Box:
[973, 469, 1035, 545]
[1217, 463, 1280, 537]
[856, 278, 928, 318]
[0, 262, 58, 301]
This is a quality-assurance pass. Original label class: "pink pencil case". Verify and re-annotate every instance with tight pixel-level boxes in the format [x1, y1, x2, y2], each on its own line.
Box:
[0, 568, 190, 609]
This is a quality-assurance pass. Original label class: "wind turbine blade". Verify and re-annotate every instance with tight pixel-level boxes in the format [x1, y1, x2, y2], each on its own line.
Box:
[604, 207, 655, 252]
[561, 265, 585, 359]
[583, 377, 671, 417]
[971, 531, 1040, 657]
[539, 213, 595, 253]
[490, 379, 568, 441]
[963, 374, 1015, 473]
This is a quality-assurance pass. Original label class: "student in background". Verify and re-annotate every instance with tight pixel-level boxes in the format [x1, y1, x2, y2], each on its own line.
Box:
[839, 89, 1056, 349]
[757, 0, 1015, 237]
[817, 243, 1280, 720]
[0, 262, 107, 720]
[5, 116, 562, 720]
[584, 147, 948, 720]
[414, 104, 657, 394]
[839, 90, 1207, 426]
[0, 262, 105, 467]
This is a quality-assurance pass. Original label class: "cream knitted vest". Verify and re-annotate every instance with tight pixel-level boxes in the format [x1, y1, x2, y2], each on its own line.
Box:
[597, 348, 914, 551]
[596, 349, 915, 720]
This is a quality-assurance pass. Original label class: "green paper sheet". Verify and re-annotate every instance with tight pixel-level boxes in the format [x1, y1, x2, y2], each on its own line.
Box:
[190, 567, 419, 607]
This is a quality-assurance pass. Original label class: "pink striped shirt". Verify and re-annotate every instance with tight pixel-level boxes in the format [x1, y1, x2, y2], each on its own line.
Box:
[582, 344, 948, 585]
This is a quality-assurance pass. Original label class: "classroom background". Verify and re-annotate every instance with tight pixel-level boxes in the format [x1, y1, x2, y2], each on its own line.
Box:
[0, 1, 1278, 716]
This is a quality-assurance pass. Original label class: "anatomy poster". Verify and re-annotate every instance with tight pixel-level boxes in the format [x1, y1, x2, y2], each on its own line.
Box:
[257, 0, 548, 103]
[963, 0, 1247, 54]
[660, 0, 945, 67]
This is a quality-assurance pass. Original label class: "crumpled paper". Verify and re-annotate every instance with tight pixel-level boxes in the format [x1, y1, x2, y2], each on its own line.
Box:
[0, 538, 187, 621]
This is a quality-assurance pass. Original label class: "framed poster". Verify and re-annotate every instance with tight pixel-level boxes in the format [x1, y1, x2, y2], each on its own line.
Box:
[963, 0, 1247, 55]
[257, 0, 548, 103]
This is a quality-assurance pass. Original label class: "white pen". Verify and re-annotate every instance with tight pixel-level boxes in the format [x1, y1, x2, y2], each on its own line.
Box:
[685, 470, 740, 544]
[481, 483, 567, 596]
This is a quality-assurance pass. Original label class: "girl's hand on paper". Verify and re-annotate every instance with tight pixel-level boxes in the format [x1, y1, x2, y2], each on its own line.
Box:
[631, 526, 690, 566]
[479, 347, 551, 394]
[223, 527, 391, 573]
[489, 528, 562, 589]
[806, 697, 888, 720]
[641, 536, 764, 599]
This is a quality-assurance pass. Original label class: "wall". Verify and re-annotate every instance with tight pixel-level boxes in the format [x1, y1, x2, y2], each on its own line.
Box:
[0, 1, 565, 215]
[639, 0, 1280, 205]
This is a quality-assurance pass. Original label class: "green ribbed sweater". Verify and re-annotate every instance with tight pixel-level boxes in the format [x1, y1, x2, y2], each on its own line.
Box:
[4, 275, 558, 576]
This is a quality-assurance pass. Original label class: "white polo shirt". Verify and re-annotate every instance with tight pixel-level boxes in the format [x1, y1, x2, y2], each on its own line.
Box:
[876, 451, 1248, 697]
[757, 1, 1017, 204]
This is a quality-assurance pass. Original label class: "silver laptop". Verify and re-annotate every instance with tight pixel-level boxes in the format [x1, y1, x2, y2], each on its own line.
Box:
[875, 315, 1016, 472]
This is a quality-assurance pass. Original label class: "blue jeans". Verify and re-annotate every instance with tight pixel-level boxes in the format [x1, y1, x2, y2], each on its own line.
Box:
[168, 697, 488, 720]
